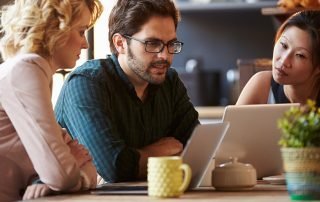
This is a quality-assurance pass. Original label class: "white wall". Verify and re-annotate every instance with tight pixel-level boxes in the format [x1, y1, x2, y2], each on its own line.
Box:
[94, 0, 117, 59]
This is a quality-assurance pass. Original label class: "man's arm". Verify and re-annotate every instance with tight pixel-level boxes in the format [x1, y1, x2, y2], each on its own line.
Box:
[137, 137, 183, 178]
[137, 70, 200, 179]
[55, 75, 139, 182]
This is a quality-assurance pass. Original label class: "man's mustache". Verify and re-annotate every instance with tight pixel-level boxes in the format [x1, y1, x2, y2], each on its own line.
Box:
[151, 60, 170, 67]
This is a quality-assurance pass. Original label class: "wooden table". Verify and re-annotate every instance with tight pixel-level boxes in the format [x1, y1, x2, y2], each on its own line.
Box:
[27, 184, 291, 202]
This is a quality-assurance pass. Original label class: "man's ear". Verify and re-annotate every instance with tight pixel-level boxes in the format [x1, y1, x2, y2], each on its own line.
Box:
[112, 33, 127, 54]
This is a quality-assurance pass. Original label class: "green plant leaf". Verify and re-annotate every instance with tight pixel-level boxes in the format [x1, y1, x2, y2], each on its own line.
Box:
[278, 100, 320, 148]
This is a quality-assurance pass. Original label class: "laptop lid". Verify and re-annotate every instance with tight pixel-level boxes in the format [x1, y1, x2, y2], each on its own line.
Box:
[91, 122, 230, 195]
[181, 122, 230, 189]
[215, 103, 299, 179]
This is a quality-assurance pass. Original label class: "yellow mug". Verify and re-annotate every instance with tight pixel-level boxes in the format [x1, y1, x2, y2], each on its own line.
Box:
[147, 156, 192, 198]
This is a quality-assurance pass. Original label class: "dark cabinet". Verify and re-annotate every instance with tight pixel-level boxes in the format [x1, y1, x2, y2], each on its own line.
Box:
[173, 1, 277, 105]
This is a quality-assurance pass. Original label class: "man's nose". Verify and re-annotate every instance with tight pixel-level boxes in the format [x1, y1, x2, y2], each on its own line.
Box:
[157, 45, 170, 59]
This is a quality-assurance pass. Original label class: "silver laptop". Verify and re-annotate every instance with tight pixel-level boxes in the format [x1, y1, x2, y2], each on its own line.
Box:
[182, 122, 229, 189]
[91, 122, 230, 194]
[215, 103, 299, 179]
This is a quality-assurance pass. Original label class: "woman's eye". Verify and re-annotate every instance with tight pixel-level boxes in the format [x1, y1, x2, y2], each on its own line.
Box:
[79, 30, 86, 36]
[280, 42, 287, 49]
[296, 54, 305, 59]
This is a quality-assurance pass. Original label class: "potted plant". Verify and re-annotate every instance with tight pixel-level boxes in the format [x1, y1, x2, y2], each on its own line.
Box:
[278, 100, 320, 200]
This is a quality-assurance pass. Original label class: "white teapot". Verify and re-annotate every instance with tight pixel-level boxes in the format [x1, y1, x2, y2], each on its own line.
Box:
[212, 157, 257, 191]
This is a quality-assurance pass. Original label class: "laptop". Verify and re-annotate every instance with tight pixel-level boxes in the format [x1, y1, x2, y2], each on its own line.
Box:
[91, 122, 230, 194]
[214, 103, 299, 179]
[182, 122, 229, 189]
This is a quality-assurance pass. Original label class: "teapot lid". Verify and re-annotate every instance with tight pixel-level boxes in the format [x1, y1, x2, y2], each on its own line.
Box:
[216, 157, 255, 170]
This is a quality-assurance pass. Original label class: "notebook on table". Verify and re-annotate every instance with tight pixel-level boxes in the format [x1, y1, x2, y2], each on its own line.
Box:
[91, 122, 230, 195]
[215, 103, 299, 179]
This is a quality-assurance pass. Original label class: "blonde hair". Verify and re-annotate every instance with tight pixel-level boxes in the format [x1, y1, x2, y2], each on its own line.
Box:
[0, 0, 103, 60]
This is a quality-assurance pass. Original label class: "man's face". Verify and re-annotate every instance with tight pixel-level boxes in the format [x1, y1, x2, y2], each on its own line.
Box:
[124, 16, 177, 85]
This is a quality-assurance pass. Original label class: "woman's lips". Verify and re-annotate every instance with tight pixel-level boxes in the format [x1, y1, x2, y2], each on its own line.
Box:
[275, 67, 288, 77]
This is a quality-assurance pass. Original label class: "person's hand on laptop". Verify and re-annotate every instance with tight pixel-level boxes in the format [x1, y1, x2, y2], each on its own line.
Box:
[137, 137, 183, 178]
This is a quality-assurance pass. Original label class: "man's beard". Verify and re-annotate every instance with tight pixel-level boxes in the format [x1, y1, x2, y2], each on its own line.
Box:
[127, 46, 170, 84]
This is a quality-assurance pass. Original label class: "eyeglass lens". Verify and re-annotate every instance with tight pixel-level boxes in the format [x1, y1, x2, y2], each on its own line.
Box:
[146, 41, 182, 54]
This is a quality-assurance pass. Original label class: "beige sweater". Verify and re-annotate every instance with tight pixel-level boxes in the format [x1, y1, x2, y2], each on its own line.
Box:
[0, 53, 96, 201]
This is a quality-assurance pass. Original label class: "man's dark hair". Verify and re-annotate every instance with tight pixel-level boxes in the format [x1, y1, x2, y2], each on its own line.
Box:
[108, 0, 180, 55]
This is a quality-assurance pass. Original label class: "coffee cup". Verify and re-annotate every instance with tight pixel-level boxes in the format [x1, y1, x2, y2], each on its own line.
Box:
[147, 156, 192, 198]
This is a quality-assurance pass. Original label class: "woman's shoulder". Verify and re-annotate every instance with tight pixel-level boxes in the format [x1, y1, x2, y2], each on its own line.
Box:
[251, 70, 272, 81]
[244, 70, 273, 91]
[1, 53, 52, 85]
[236, 70, 272, 105]
[10, 53, 46, 64]
[4, 53, 49, 71]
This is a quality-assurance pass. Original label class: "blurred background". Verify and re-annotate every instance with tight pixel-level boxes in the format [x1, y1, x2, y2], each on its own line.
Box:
[0, 0, 282, 107]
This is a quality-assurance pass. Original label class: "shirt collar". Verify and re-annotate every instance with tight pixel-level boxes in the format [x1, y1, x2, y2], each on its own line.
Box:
[109, 54, 160, 100]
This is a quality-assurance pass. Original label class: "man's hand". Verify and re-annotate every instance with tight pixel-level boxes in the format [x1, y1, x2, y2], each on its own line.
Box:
[137, 137, 183, 178]
[141, 137, 183, 156]
[23, 184, 51, 200]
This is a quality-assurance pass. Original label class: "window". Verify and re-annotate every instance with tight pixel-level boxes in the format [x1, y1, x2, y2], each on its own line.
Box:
[52, 0, 116, 107]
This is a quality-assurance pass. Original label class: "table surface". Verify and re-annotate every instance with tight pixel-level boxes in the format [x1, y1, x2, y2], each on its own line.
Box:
[27, 184, 291, 202]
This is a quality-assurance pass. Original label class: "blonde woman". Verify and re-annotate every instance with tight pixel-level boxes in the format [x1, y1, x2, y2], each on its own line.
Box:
[0, 0, 103, 200]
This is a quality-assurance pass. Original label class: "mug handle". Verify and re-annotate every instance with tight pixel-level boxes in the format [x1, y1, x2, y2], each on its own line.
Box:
[178, 163, 192, 193]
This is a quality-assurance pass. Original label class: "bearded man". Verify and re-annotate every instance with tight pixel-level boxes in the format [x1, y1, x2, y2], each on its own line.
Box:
[54, 0, 199, 183]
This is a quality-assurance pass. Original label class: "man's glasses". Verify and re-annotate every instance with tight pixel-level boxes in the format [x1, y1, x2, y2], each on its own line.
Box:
[123, 35, 183, 54]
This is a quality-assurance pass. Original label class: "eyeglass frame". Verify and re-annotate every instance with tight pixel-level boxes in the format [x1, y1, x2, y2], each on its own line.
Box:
[123, 34, 184, 54]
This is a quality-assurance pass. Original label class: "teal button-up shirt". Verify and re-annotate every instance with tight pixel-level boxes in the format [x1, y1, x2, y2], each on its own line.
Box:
[54, 54, 199, 182]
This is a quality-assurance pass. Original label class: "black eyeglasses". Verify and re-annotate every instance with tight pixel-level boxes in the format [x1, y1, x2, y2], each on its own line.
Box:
[123, 34, 183, 54]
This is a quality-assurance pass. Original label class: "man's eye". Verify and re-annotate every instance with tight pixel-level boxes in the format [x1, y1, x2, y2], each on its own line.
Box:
[169, 42, 178, 47]
[147, 41, 161, 47]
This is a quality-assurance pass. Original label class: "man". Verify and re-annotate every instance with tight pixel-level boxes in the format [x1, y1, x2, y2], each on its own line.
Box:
[55, 0, 199, 182]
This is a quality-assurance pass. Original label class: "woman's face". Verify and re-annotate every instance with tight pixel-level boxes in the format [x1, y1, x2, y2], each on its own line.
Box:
[272, 26, 319, 85]
[52, 4, 91, 69]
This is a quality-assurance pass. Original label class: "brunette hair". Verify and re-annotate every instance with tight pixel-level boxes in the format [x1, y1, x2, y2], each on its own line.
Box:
[108, 0, 180, 55]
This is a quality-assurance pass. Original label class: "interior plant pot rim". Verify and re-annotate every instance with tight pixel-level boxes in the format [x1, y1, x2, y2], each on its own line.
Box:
[281, 147, 320, 173]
